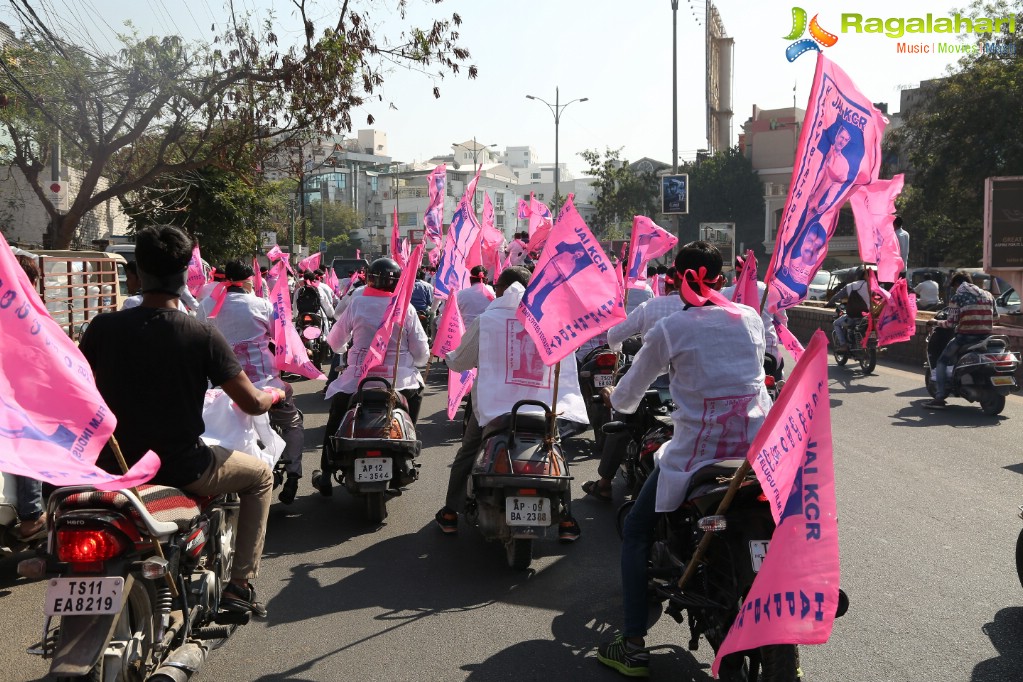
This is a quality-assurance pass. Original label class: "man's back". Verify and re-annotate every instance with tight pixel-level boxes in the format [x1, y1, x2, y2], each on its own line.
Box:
[914, 279, 939, 304]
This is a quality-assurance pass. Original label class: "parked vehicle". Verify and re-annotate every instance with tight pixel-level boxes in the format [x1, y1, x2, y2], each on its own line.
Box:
[996, 288, 1020, 316]
[806, 269, 832, 301]
[832, 304, 878, 374]
[329, 258, 370, 279]
[313, 378, 422, 522]
[465, 400, 572, 570]
[924, 316, 1019, 415]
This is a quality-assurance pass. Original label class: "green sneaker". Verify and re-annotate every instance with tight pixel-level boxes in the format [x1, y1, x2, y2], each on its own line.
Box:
[597, 634, 650, 678]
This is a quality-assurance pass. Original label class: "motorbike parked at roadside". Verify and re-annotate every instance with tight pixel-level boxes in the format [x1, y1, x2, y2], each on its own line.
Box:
[465, 400, 573, 570]
[924, 314, 1019, 415]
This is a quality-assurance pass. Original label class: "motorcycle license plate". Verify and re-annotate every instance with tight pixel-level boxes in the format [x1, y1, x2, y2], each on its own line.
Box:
[44, 577, 124, 616]
[506, 496, 551, 526]
[991, 376, 1015, 387]
[749, 540, 770, 573]
[354, 457, 392, 482]
[593, 373, 615, 388]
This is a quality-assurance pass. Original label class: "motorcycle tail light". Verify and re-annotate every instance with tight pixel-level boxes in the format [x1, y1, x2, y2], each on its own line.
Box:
[303, 315, 313, 322]
[595, 353, 617, 369]
[513, 459, 551, 476]
[517, 488, 538, 496]
[698, 515, 728, 532]
[764, 376, 776, 389]
[984, 353, 1018, 370]
[493, 446, 511, 474]
[57, 528, 130, 568]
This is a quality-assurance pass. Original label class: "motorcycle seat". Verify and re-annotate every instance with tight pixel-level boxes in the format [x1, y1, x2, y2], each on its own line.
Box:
[355, 388, 410, 413]
[964, 336, 1007, 353]
[60, 485, 208, 533]
[684, 459, 748, 499]
[482, 411, 550, 441]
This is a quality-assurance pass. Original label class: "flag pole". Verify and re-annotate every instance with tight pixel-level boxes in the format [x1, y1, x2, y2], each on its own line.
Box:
[548, 361, 561, 442]
[388, 319, 405, 424]
[108, 435, 179, 597]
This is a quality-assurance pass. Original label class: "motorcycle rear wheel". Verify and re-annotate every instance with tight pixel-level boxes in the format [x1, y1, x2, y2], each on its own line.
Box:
[505, 538, 532, 571]
[365, 492, 388, 523]
[716, 644, 800, 682]
[980, 392, 1006, 416]
[1015, 529, 1023, 589]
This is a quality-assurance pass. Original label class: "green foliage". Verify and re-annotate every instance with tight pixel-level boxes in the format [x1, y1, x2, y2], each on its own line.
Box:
[889, 0, 1023, 266]
[579, 148, 659, 237]
[305, 200, 361, 262]
[676, 147, 765, 253]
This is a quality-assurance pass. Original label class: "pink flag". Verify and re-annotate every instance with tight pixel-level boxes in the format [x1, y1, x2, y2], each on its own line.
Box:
[355, 249, 361, 260]
[299, 252, 322, 273]
[359, 243, 426, 385]
[268, 261, 326, 380]
[626, 216, 678, 290]
[253, 257, 264, 297]
[875, 278, 917, 346]
[266, 244, 284, 261]
[433, 171, 482, 300]
[186, 243, 206, 297]
[432, 293, 467, 359]
[492, 250, 504, 282]
[527, 192, 553, 238]
[765, 54, 887, 314]
[712, 331, 839, 676]
[0, 232, 160, 490]
[850, 175, 905, 282]
[774, 320, 805, 361]
[324, 266, 340, 295]
[731, 250, 759, 307]
[400, 238, 412, 268]
[447, 369, 476, 420]
[424, 164, 447, 248]
[516, 196, 627, 366]
[391, 206, 403, 266]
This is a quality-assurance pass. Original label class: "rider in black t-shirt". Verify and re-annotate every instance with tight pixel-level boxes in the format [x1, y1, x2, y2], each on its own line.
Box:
[79, 225, 283, 618]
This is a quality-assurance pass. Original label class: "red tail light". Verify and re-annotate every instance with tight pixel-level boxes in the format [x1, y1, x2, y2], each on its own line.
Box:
[513, 460, 552, 475]
[984, 353, 1018, 370]
[303, 315, 313, 322]
[493, 447, 511, 474]
[765, 376, 776, 388]
[57, 528, 130, 566]
[595, 353, 617, 369]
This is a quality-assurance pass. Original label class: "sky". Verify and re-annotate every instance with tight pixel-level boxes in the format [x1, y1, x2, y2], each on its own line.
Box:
[1, 0, 978, 175]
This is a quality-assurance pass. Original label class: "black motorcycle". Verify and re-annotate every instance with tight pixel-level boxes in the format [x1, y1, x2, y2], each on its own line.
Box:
[578, 337, 642, 449]
[832, 304, 878, 374]
[19, 484, 249, 681]
[297, 312, 331, 366]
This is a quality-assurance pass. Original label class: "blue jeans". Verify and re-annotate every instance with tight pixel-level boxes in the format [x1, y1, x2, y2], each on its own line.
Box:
[15, 475, 43, 522]
[832, 315, 855, 346]
[936, 334, 987, 399]
[622, 467, 660, 638]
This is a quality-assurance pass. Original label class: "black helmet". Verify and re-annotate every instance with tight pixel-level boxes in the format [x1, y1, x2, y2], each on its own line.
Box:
[368, 257, 401, 292]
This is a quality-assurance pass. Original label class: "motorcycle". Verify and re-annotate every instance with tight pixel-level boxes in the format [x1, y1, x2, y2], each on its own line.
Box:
[578, 337, 642, 450]
[924, 316, 1019, 415]
[19, 483, 249, 681]
[313, 377, 422, 522]
[832, 304, 878, 374]
[297, 312, 331, 366]
[465, 400, 573, 570]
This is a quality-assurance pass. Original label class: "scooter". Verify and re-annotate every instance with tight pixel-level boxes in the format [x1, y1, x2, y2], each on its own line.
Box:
[465, 400, 573, 570]
[924, 317, 1019, 415]
[298, 312, 332, 366]
[314, 377, 422, 522]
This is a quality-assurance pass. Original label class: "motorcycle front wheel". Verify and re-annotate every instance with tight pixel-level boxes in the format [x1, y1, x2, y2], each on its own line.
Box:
[859, 346, 877, 374]
[833, 350, 848, 367]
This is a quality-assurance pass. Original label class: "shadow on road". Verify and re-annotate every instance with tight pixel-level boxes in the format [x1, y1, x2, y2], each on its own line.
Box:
[889, 402, 1011, 429]
[971, 607, 1023, 681]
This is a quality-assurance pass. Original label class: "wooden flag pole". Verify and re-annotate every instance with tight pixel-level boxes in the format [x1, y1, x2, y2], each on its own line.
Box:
[109, 435, 178, 597]
[548, 361, 561, 442]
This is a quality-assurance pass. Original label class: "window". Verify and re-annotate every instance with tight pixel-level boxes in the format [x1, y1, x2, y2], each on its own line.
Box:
[531, 173, 541, 180]
[370, 176, 378, 191]
[496, 214, 505, 228]
[399, 212, 418, 227]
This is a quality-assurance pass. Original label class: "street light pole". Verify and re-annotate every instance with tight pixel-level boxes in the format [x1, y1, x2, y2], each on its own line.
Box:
[525, 89, 589, 216]
[671, 0, 680, 241]
[452, 137, 496, 213]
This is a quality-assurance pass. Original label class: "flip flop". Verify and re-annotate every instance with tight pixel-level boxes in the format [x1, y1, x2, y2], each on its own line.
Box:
[582, 480, 613, 502]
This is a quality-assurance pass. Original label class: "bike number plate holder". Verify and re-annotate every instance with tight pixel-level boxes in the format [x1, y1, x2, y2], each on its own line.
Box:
[506, 497, 551, 526]
[749, 540, 770, 573]
[44, 576, 124, 616]
[991, 376, 1015, 387]
[354, 457, 392, 482]
[593, 374, 615, 388]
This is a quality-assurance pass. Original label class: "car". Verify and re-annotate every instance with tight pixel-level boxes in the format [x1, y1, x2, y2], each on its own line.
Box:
[807, 269, 831, 301]
[996, 288, 1020, 316]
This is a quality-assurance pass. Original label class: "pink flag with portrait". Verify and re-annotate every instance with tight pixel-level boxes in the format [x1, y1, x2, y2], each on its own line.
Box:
[867, 275, 916, 347]
[432, 293, 467, 359]
[298, 252, 322, 273]
[433, 171, 482, 300]
[849, 175, 904, 282]
[252, 257, 264, 297]
[0, 233, 160, 490]
[626, 216, 678, 290]
[516, 197, 627, 366]
[359, 243, 425, 386]
[186, 244, 206, 297]
[731, 250, 759, 307]
[712, 331, 839, 676]
[268, 261, 326, 381]
[765, 54, 887, 314]
[424, 164, 447, 249]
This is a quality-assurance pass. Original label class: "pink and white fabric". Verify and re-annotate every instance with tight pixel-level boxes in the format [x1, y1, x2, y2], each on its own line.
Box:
[424, 164, 447, 249]
[774, 320, 806, 362]
[268, 261, 326, 381]
[867, 274, 916, 347]
[731, 250, 760, 308]
[186, 244, 206, 297]
[433, 171, 482, 301]
[625, 216, 678, 290]
[298, 252, 322, 273]
[400, 238, 412, 268]
[516, 196, 627, 366]
[252, 257, 264, 297]
[0, 232, 160, 490]
[359, 243, 426, 386]
[448, 369, 476, 420]
[765, 54, 887, 314]
[713, 331, 839, 676]
[850, 175, 905, 282]
[431, 295, 467, 360]
[480, 193, 506, 275]
[324, 267, 340, 296]
[266, 244, 284, 262]
[391, 206, 404, 267]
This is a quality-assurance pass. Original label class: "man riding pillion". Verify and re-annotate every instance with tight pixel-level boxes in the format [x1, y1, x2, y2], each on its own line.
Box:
[455, 265, 496, 327]
[595, 242, 771, 677]
[827, 266, 870, 352]
[317, 257, 429, 496]
[79, 225, 282, 618]
[199, 260, 306, 505]
[435, 266, 587, 542]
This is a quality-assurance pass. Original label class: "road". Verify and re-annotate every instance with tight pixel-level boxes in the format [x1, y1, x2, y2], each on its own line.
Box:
[2, 358, 1023, 681]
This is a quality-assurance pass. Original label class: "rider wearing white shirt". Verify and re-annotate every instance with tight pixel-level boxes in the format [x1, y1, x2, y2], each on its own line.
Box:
[455, 266, 496, 328]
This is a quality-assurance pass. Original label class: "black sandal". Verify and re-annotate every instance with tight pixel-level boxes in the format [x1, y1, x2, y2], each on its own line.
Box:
[582, 480, 613, 502]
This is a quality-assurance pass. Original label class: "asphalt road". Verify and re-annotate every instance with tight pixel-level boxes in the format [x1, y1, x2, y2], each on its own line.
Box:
[3, 357, 1023, 682]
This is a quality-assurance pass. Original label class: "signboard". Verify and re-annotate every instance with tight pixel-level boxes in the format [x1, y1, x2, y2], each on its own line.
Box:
[985, 177, 1023, 269]
[46, 180, 69, 212]
[408, 228, 424, 244]
[700, 222, 735, 271]
[661, 174, 689, 215]
[260, 231, 277, 248]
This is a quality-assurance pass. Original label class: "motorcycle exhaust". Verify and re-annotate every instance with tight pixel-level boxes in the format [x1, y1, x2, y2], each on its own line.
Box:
[148, 642, 209, 682]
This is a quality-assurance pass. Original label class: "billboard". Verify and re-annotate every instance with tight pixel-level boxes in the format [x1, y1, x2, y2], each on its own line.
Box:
[985, 177, 1023, 270]
[661, 174, 689, 215]
[700, 222, 735, 271]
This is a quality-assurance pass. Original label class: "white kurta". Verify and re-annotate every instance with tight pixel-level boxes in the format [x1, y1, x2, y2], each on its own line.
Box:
[455, 283, 496, 328]
[720, 281, 787, 360]
[611, 304, 771, 512]
[606, 294, 686, 351]
[199, 290, 276, 383]
[324, 287, 429, 398]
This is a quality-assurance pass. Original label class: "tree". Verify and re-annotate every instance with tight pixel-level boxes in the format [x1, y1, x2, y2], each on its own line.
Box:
[886, 0, 1023, 266]
[0, 0, 476, 248]
[307, 199, 362, 261]
[676, 146, 765, 259]
[579, 148, 659, 237]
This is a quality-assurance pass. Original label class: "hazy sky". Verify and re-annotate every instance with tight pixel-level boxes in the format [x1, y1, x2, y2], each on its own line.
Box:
[3, 0, 974, 174]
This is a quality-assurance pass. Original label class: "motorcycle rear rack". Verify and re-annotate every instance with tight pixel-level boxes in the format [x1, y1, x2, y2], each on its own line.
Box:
[471, 473, 572, 491]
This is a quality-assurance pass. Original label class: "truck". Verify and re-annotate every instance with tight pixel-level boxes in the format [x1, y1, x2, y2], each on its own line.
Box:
[29, 250, 128, 341]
